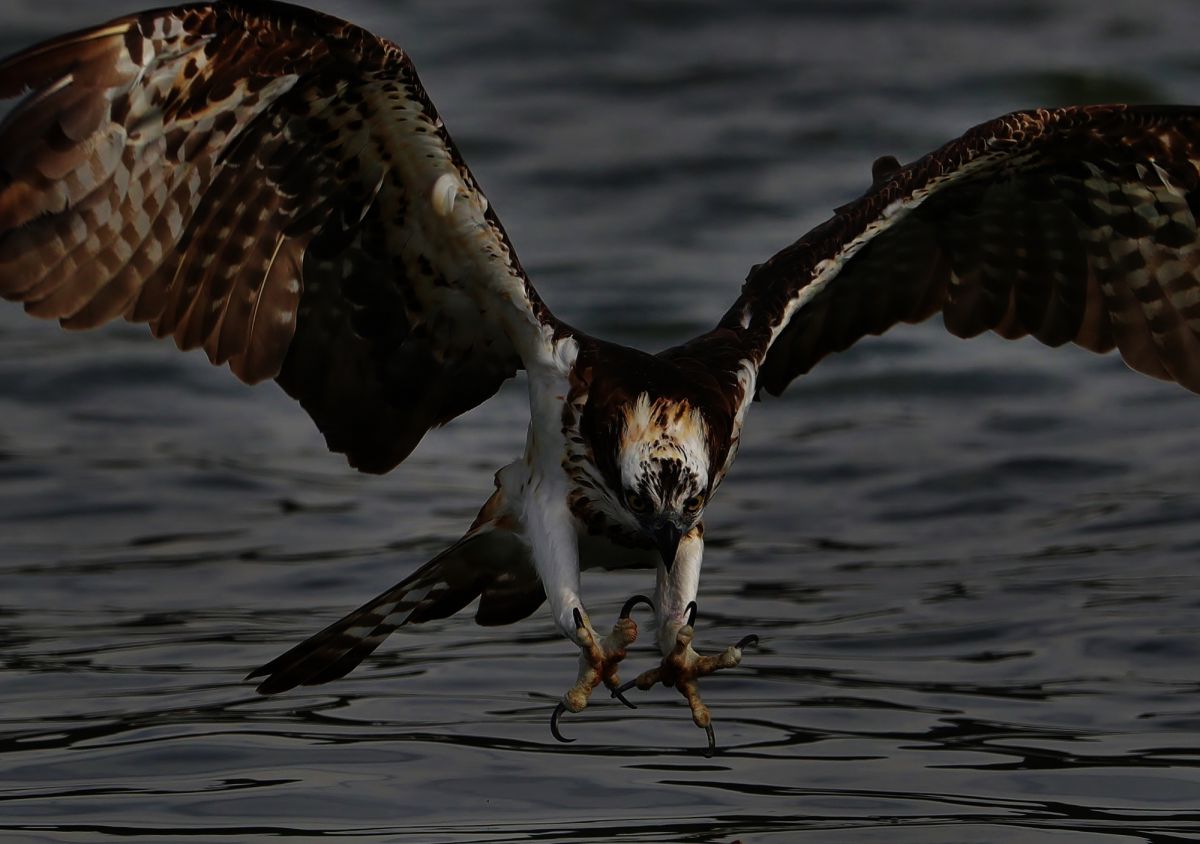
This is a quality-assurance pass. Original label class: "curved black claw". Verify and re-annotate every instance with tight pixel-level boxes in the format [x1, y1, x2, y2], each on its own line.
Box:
[620, 594, 654, 619]
[613, 677, 639, 699]
[609, 677, 638, 710]
[736, 634, 760, 650]
[572, 607, 585, 629]
[550, 702, 575, 744]
[703, 724, 716, 758]
[684, 600, 698, 627]
[609, 691, 638, 710]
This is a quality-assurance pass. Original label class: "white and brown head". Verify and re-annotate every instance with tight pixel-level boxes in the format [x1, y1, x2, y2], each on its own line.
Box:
[613, 393, 712, 566]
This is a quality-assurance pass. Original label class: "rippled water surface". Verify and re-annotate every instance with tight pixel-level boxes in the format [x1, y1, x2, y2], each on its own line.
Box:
[3, 1, 1200, 841]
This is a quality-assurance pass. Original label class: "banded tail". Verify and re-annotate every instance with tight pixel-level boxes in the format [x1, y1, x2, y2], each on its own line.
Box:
[247, 499, 542, 694]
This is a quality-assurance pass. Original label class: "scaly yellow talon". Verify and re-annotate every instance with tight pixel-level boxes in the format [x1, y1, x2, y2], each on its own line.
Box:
[613, 614, 759, 755]
[549, 607, 642, 742]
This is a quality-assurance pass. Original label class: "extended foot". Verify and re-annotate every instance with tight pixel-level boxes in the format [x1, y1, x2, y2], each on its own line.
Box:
[616, 602, 758, 756]
[549, 596, 653, 743]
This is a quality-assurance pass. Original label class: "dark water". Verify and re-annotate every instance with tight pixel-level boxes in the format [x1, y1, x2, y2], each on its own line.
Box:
[2, 1, 1200, 841]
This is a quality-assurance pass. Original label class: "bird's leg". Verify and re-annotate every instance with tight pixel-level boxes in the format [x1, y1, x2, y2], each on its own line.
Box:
[511, 459, 630, 742]
[550, 597, 648, 742]
[614, 528, 758, 755]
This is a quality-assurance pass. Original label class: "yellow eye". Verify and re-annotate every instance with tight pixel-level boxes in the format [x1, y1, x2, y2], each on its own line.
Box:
[626, 492, 651, 514]
[684, 495, 704, 514]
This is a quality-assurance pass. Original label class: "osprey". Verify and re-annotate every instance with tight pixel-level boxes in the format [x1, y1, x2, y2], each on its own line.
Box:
[3, 1, 1200, 754]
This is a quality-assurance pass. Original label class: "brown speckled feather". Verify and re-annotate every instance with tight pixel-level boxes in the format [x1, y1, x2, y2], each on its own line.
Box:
[716, 105, 1200, 400]
[0, 1, 555, 473]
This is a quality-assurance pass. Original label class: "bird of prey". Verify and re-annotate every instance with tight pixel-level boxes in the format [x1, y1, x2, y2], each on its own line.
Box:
[3, 1, 1200, 754]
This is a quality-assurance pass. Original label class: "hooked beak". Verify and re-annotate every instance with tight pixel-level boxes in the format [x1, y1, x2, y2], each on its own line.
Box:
[653, 521, 684, 570]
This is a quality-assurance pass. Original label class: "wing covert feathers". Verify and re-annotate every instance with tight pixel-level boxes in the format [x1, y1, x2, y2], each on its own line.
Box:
[0, 1, 555, 473]
[723, 105, 1200, 397]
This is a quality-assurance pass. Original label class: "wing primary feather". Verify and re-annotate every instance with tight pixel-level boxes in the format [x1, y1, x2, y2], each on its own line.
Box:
[0, 1, 561, 474]
[717, 105, 1200, 404]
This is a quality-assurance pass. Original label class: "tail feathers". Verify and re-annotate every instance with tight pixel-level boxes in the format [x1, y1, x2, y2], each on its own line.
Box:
[247, 543, 485, 695]
[246, 516, 540, 694]
[246, 603, 405, 695]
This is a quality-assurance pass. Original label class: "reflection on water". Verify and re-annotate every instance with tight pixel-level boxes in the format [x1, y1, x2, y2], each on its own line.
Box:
[3, 0, 1200, 840]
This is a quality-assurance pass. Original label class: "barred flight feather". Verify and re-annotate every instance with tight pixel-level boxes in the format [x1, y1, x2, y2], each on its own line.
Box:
[719, 106, 1200, 401]
[0, 1, 557, 474]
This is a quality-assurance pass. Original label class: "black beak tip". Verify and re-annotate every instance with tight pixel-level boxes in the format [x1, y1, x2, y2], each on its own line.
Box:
[654, 523, 684, 569]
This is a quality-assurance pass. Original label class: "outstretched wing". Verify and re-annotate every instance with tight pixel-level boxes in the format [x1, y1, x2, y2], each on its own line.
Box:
[0, 1, 558, 473]
[718, 105, 1200, 401]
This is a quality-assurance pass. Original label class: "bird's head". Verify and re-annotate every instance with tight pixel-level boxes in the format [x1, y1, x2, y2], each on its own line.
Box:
[616, 393, 711, 568]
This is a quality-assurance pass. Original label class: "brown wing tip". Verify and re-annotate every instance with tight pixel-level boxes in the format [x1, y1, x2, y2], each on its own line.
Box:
[0, 19, 136, 99]
[0, 1, 400, 101]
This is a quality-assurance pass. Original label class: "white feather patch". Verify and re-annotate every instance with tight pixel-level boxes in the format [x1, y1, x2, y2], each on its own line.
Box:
[431, 172, 460, 217]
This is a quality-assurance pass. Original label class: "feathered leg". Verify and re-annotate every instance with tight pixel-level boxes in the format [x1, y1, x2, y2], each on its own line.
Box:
[616, 525, 758, 755]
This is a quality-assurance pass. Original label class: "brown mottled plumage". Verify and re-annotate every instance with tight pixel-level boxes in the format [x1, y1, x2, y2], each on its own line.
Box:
[726, 106, 1200, 396]
[0, 0, 542, 474]
[4, 2, 1200, 749]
